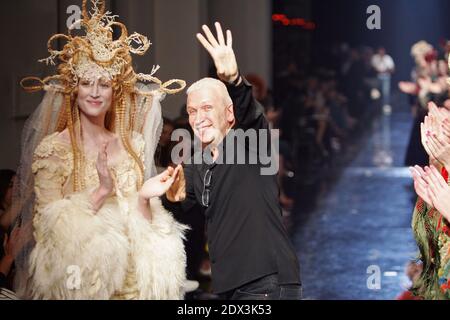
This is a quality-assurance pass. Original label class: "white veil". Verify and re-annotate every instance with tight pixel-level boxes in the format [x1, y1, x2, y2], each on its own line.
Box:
[11, 82, 174, 298]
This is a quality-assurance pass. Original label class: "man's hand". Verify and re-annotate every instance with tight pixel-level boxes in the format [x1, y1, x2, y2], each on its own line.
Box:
[196, 22, 240, 84]
[166, 164, 186, 202]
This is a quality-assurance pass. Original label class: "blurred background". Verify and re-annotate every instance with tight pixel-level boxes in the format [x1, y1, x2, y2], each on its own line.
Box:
[2, 0, 450, 299]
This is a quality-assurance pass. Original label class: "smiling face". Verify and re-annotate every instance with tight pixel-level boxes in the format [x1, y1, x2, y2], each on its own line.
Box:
[77, 77, 113, 120]
[186, 81, 235, 147]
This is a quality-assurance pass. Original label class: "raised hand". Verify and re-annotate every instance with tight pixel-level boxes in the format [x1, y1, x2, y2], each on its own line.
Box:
[410, 165, 433, 206]
[139, 166, 181, 200]
[96, 142, 114, 196]
[423, 166, 450, 221]
[420, 120, 435, 160]
[428, 102, 447, 125]
[426, 131, 450, 169]
[196, 22, 239, 84]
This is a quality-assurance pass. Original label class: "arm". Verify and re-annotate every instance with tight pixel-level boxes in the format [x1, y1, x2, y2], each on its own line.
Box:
[196, 23, 268, 130]
[227, 77, 268, 130]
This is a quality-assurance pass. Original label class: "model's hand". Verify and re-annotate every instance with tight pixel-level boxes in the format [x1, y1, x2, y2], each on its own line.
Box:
[139, 166, 181, 200]
[423, 166, 450, 221]
[197, 22, 239, 84]
[421, 115, 441, 162]
[410, 165, 433, 206]
[96, 142, 114, 196]
[426, 132, 450, 169]
[166, 164, 186, 202]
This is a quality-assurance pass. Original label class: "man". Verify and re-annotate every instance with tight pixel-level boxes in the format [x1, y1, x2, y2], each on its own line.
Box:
[371, 47, 395, 108]
[165, 22, 301, 300]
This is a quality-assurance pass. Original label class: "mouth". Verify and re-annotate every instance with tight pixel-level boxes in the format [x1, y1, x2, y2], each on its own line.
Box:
[196, 125, 212, 136]
[87, 100, 102, 107]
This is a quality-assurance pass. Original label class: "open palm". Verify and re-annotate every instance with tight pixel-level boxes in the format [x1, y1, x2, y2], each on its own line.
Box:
[197, 22, 239, 83]
[139, 166, 181, 200]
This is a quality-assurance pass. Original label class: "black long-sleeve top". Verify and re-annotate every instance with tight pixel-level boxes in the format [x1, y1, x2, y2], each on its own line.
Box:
[165, 77, 301, 294]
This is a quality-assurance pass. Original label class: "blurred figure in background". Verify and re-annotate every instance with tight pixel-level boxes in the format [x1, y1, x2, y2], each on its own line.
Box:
[372, 47, 395, 109]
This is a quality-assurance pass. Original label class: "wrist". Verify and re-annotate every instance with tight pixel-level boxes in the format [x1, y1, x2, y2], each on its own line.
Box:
[138, 194, 150, 206]
[91, 187, 111, 212]
[229, 73, 241, 86]
[137, 196, 152, 220]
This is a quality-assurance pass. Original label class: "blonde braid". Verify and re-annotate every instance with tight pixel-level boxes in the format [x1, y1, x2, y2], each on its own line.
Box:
[116, 94, 144, 188]
[64, 94, 82, 192]
[73, 104, 86, 190]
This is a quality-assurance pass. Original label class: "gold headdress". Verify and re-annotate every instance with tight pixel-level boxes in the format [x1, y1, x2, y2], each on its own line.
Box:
[13, 0, 187, 297]
[19, 0, 185, 191]
[21, 0, 184, 95]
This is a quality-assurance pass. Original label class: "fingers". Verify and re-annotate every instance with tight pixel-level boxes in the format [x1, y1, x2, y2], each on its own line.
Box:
[430, 165, 447, 188]
[421, 123, 433, 156]
[215, 22, 225, 46]
[426, 134, 440, 155]
[196, 33, 214, 56]
[429, 132, 445, 149]
[202, 24, 219, 48]
[430, 102, 446, 124]
[159, 168, 172, 182]
[442, 119, 450, 139]
[428, 101, 438, 112]
[423, 166, 443, 193]
[410, 166, 428, 188]
[97, 142, 109, 167]
[226, 29, 232, 48]
[427, 184, 437, 204]
[172, 164, 182, 179]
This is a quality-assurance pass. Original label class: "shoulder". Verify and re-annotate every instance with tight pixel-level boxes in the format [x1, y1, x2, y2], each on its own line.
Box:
[34, 132, 70, 158]
[32, 132, 72, 175]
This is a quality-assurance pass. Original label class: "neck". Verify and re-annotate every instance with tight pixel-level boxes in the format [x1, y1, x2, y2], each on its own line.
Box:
[79, 112, 109, 143]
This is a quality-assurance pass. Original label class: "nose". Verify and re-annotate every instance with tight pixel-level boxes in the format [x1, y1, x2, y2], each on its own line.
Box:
[90, 82, 100, 98]
[195, 110, 207, 126]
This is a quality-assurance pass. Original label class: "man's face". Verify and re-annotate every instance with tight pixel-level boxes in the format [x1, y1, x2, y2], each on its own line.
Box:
[187, 87, 234, 147]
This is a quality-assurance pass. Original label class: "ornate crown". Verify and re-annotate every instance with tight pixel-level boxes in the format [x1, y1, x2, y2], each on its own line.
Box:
[21, 0, 185, 95]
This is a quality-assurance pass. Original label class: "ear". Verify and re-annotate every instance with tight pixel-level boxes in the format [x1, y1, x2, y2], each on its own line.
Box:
[226, 104, 235, 124]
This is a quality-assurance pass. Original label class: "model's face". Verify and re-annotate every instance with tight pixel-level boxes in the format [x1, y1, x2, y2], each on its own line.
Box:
[77, 77, 113, 119]
[187, 88, 234, 146]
